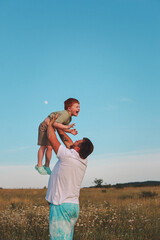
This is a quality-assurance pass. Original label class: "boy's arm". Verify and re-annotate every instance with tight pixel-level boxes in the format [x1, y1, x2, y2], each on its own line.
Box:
[57, 129, 74, 149]
[53, 122, 78, 135]
[62, 128, 78, 135]
[53, 122, 75, 130]
[47, 115, 61, 155]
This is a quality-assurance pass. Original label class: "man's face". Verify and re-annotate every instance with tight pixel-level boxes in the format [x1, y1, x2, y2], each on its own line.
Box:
[70, 139, 83, 149]
[74, 139, 83, 146]
[70, 103, 80, 117]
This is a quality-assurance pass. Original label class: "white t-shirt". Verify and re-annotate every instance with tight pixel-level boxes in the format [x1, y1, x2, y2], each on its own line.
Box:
[46, 145, 87, 205]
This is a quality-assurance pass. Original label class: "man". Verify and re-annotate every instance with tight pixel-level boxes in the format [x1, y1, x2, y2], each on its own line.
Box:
[45, 115, 94, 240]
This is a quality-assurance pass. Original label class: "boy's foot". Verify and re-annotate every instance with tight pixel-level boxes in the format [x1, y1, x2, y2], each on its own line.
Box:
[35, 165, 47, 175]
[43, 165, 52, 175]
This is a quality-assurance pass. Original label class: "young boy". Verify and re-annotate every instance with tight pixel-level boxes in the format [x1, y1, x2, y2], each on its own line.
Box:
[35, 98, 80, 175]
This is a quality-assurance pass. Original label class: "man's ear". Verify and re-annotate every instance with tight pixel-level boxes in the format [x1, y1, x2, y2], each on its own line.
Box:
[74, 146, 80, 153]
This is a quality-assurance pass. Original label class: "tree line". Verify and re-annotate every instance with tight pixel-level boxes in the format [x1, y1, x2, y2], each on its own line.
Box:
[92, 179, 160, 188]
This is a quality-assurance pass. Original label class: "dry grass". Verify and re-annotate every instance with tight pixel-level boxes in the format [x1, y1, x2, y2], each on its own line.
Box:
[0, 187, 160, 240]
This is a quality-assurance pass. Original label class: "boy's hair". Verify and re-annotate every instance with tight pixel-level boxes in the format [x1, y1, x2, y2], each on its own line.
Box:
[64, 98, 79, 110]
[78, 138, 94, 159]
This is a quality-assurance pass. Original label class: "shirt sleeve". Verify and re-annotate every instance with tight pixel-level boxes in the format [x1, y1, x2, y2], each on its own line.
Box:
[55, 111, 70, 124]
[57, 145, 66, 160]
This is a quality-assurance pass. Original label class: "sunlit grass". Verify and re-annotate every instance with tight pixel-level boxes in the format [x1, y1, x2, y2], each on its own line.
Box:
[0, 187, 160, 240]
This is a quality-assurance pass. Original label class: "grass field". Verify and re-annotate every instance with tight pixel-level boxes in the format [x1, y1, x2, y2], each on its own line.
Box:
[0, 186, 160, 240]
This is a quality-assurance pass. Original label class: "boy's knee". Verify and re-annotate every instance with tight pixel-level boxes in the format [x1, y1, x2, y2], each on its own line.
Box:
[39, 146, 46, 151]
[47, 146, 52, 151]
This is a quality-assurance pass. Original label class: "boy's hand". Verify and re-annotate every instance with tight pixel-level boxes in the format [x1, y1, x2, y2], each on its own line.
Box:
[70, 129, 78, 135]
[68, 123, 75, 129]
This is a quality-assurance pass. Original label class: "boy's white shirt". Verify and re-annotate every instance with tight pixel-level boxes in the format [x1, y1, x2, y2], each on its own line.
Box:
[46, 145, 87, 205]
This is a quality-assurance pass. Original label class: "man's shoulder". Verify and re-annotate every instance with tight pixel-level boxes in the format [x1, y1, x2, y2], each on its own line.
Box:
[58, 145, 75, 154]
[57, 144, 69, 157]
[57, 145, 78, 158]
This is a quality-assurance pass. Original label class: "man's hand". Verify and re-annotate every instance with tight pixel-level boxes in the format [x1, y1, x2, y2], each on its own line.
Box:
[70, 129, 78, 135]
[49, 114, 59, 127]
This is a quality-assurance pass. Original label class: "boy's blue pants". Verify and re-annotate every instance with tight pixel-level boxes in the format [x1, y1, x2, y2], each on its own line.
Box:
[49, 203, 79, 240]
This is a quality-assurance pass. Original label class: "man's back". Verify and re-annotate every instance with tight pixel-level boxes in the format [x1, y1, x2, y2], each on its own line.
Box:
[46, 145, 87, 205]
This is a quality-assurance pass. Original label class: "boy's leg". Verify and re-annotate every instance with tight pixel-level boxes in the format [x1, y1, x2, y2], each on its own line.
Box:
[45, 146, 52, 167]
[36, 121, 48, 175]
[37, 121, 49, 166]
[37, 146, 46, 167]
[35, 146, 47, 175]
[43, 146, 52, 175]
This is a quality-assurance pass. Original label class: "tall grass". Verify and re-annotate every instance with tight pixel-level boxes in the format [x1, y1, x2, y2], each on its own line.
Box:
[0, 187, 160, 240]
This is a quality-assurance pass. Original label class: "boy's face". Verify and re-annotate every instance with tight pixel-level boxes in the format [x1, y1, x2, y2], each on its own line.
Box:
[69, 103, 80, 116]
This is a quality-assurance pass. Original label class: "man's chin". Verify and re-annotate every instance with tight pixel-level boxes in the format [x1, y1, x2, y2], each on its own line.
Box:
[70, 145, 74, 149]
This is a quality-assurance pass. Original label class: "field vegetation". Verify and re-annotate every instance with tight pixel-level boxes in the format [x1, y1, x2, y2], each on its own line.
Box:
[0, 186, 160, 240]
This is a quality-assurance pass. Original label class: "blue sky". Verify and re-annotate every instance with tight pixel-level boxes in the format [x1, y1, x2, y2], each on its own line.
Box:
[0, 0, 160, 188]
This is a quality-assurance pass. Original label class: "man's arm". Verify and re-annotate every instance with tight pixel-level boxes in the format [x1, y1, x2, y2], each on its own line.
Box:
[47, 115, 61, 155]
[57, 129, 73, 149]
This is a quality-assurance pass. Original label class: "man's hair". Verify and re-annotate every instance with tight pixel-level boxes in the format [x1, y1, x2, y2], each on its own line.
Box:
[78, 138, 94, 159]
[64, 98, 79, 110]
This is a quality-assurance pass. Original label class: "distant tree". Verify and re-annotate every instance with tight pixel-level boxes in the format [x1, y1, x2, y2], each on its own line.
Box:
[94, 178, 103, 188]
[103, 183, 112, 189]
[115, 184, 123, 189]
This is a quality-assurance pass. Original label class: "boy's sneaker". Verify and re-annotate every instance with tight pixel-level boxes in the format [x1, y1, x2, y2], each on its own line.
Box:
[43, 165, 52, 175]
[35, 165, 47, 175]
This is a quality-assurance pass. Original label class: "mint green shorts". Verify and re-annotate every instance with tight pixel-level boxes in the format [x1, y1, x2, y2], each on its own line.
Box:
[49, 203, 79, 240]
